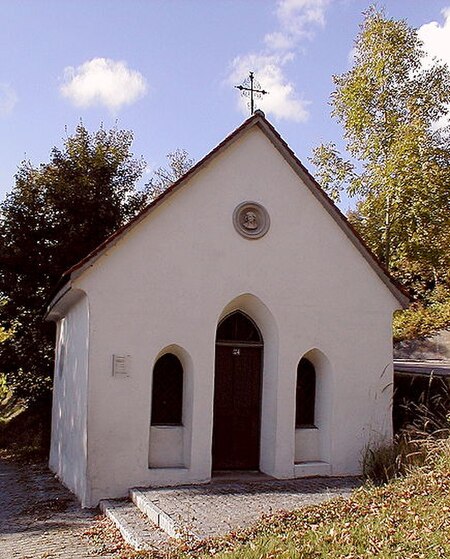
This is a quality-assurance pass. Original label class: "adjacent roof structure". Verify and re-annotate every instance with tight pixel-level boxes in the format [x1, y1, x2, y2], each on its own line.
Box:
[394, 360, 450, 378]
[394, 329, 450, 378]
[47, 110, 410, 314]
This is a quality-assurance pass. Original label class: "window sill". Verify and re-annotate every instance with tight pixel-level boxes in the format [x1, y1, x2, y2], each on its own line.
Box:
[151, 424, 183, 428]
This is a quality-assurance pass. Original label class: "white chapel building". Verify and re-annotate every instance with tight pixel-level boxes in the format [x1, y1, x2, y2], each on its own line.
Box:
[46, 111, 409, 507]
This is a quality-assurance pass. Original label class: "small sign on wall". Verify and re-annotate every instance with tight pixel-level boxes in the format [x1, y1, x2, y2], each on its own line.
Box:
[112, 355, 131, 377]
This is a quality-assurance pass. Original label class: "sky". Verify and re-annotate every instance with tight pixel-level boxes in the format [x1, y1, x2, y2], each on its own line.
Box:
[2, 0, 450, 209]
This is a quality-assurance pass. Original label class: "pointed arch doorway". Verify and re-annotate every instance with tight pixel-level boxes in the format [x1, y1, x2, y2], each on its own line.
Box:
[212, 311, 263, 471]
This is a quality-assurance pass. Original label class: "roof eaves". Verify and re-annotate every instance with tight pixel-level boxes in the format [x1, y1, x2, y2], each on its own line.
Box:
[254, 118, 411, 308]
[49, 112, 265, 301]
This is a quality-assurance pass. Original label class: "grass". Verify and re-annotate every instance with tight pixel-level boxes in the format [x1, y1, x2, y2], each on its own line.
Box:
[1, 379, 448, 559]
[169, 397, 450, 559]
[80, 386, 450, 559]
[176, 439, 450, 559]
[91, 437, 450, 559]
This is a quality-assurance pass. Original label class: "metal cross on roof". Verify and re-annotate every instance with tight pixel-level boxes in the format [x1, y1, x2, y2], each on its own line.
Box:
[235, 71, 268, 115]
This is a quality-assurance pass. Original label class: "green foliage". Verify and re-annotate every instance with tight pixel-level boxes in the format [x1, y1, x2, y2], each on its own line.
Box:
[0, 399, 51, 460]
[311, 7, 450, 307]
[0, 325, 9, 343]
[0, 321, 11, 401]
[0, 124, 147, 402]
[0, 373, 8, 402]
[309, 142, 356, 202]
[145, 148, 194, 200]
[394, 301, 450, 341]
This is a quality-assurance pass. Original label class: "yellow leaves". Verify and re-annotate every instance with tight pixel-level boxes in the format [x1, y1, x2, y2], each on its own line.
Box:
[317, 9, 450, 305]
[393, 296, 450, 342]
[171, 443, 450, 559]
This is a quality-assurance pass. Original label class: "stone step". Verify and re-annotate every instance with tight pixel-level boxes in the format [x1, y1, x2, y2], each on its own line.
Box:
[103, 476, 362, 548]
[293, 461, 332, 477]
[130, 488, 199, 540]
[99, 498, 171, 551]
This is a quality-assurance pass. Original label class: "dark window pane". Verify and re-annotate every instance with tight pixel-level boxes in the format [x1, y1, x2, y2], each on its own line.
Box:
[151, 353, 183, 425]
[296, 357, 316, 427]
[216, 311, 262, 343]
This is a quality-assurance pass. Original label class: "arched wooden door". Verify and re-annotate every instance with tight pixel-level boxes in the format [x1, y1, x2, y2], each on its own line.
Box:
[212, 311, 263, 470]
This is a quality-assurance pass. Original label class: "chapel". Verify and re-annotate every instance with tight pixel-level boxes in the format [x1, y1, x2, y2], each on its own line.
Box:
[46, 111, 408, 507]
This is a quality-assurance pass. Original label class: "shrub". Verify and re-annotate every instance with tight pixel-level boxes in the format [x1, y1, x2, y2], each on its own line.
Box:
[363, 379, 450, 484]
[393, 288, 450, 342]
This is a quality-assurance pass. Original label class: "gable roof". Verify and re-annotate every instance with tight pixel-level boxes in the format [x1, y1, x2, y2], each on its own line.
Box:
[47, 111, 410, 314]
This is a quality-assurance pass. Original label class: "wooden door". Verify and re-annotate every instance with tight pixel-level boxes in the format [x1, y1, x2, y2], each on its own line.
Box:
[212, 343, 262, 470]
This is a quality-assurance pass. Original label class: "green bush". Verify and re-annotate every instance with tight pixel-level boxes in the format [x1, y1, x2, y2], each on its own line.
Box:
[393, 287, 450, 342]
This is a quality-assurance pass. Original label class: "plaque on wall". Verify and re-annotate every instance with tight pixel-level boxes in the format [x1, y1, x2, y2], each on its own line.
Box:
[233, 202, 270, 239]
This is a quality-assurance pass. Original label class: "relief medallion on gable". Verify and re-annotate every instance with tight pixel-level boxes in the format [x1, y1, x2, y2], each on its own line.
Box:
[233, 201, 270, 239]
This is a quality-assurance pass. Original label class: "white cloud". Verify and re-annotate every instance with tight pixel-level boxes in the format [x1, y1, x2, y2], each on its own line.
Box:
[228, 0, 329, 122]
[265, 0, 329, 50]
[418, 8, 450, 128]
[229, 53, 310, 122]
[60, 58, 147, 112]
[264, 31, 295, 51]
[0, 84, 17, 116]
[418, 8, 450, 68]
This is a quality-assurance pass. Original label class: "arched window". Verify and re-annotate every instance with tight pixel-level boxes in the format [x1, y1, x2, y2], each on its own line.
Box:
[151, 353, 183, 426]
[296, 357, 316, 428]
[216, 311, 262, 344]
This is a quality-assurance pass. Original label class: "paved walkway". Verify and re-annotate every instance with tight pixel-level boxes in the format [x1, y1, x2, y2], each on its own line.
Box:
[135, 475, 361, 540]
[0, 456, 361, 557]
[0, 457, 121, 559]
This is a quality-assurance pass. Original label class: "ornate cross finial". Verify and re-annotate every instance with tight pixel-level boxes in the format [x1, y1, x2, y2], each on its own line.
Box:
[235, 71, 268, 115]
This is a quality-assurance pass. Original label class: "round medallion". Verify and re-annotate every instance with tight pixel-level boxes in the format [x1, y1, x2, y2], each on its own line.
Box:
[233, 201, 270, 239]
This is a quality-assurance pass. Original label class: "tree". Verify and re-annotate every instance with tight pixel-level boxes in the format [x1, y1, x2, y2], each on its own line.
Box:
[311, 8, 450, 306]
[0, 124, 147, 401]
[145, 148, 194, 200]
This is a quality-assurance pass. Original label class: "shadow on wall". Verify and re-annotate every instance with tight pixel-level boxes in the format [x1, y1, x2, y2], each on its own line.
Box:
[48, 291, 89, 504]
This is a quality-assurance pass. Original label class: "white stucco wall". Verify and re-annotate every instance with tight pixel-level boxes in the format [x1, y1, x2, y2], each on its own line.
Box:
[52, 124, 401, 506]
[49, 293, 89, 504]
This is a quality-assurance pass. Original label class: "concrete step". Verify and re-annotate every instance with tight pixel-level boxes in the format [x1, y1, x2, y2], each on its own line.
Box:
[130, 488, 199, 540]
[103, 476, 362, 547]
[294, 461, 332, 477]
[100, 498, 172, 551]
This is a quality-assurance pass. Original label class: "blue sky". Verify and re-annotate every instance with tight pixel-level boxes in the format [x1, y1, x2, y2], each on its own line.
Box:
[2, 0, 450, 209]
